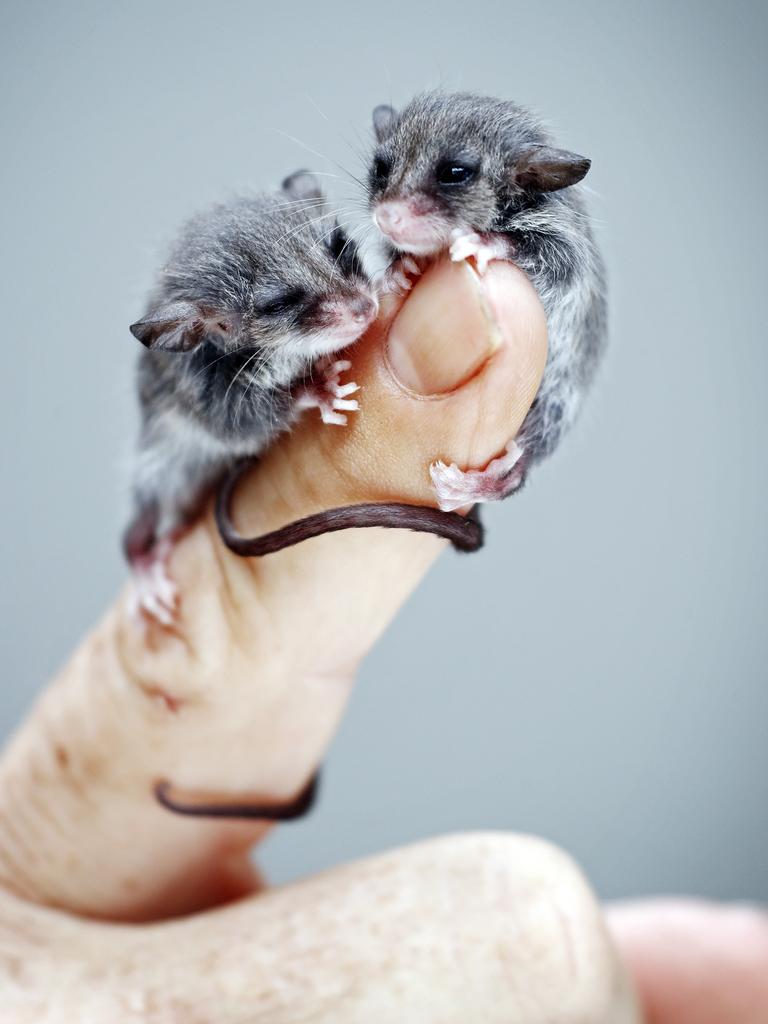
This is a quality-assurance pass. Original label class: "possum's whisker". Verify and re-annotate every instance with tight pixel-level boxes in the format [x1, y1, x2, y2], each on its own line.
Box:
[307, 222, 346, 257]
[297, 170, 348, 181]
[235, 360, 271, 425]
[271, 199, 334, 211]
[330, 226, 364, 271]
[222, 349, 261, 408]
[235, 345, 291, 426]
[341, 125, 370, 168]
[299, 95, 371, 183]
[275, 129, 367, 191]
[274, 209, 343, 247]
[235, 348, 282, 426]
[304, 94, 329, 124]
[187, 344, 252, 383]
[275, 130, 338, 170]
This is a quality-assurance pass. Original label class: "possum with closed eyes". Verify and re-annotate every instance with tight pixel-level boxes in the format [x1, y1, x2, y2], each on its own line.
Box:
[367, 92, 607, 510]
[125, 171, 377, 624]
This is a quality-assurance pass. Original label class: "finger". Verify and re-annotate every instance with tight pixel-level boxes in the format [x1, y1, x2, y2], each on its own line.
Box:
[2, 834, 639, 1023]
[607, 899, 768, 1024]
[0, 261, 547, 921]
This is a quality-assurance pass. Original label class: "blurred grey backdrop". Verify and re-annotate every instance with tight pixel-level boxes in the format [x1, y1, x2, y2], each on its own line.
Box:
[1, 0, 766, 900]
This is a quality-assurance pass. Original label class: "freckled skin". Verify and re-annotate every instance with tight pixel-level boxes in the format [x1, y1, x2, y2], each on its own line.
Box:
[368, 92, 607, 495]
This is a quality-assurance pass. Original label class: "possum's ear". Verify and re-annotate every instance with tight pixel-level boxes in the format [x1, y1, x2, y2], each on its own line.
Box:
[372, 104, 397, 142]
[514, 147, 591, 192]
[281, 169, 326, 204]
[129, 300, 208, 353]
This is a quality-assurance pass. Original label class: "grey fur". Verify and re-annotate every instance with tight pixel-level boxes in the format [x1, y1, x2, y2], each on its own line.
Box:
[126, 175, 373, 556]
[368, 92, 607, 486]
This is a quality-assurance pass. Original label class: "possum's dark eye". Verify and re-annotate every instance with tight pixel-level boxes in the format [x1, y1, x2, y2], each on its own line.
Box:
[371, 154, 392, 189]
[258, 288, 305, 318]
[436, 160, 479, 187]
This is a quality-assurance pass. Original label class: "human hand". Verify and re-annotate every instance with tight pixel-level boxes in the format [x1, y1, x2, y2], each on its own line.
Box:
[0, 258, 548, 923]
[2, 259, 763, 1021]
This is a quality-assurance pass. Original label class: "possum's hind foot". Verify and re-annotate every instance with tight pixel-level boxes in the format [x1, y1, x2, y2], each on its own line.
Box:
[296, 358, 360, 426]
[128, 538, 179, 628]
[430, 441, 527, 512]
[123, 508, 182, 628]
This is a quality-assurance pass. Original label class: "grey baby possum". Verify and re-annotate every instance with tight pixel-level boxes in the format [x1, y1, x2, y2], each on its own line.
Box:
[125, 171, 377, 624]
[367, 92, 607, 510]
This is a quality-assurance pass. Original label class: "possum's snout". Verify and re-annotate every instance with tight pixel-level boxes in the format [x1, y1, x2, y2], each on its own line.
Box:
[313, 291, 378, 345]
[347, 294, 378, 325]
[372, 198, 450, 256]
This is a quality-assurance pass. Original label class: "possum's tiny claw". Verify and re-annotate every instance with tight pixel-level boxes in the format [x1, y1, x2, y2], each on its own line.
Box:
[320, 408, 348, 426]
[449, 233, 480, 262]
[449, 231, 508, 274]
[383, 268, 412, 295]
[142, 593, 175, 628]
[332, 397, 359, 412]
[153, 573, 177, 610]
[382, 254, 425, 295]
[298, 360, 360, 427]
[129, 552, 179, 628]
[331, 380, 359, 399]
[430, 441, 525, 512]
[326, 359, 352, 376]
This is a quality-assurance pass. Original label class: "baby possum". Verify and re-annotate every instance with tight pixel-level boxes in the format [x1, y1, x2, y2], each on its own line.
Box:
[367, 92, 607, 510]
[126, 171, 377, 624]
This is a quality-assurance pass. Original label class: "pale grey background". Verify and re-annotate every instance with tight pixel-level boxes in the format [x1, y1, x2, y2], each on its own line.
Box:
[1, 0, 766, 900]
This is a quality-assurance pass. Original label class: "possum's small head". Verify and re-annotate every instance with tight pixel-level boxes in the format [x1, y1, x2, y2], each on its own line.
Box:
[368, 93, 591, 255]
[130, 172, 376, 379]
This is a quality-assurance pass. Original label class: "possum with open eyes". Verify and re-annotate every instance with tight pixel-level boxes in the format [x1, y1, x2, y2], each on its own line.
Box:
[125, 171, 377, 625]
[367, 92, 607, 510]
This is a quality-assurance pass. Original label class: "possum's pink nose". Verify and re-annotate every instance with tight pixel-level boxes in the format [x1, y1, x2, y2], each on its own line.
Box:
[320, 292, 378, 344]
[372, 198, 448, 255]
[350, 295, 377, 324]
[374, 201, 411, 236]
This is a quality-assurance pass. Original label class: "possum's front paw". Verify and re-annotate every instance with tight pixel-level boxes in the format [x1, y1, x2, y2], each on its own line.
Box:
[296, 359, 360, 426]
[449, 231, 512, 274]
[430, 440, 527, 512]
[380, 254, 426, 296]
